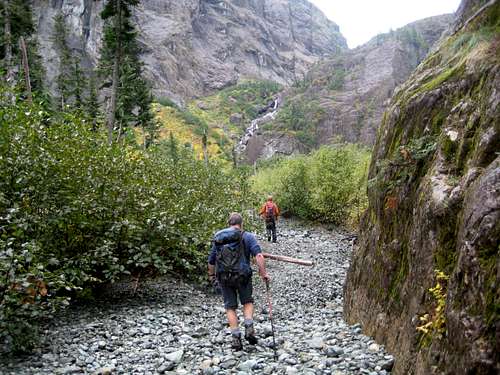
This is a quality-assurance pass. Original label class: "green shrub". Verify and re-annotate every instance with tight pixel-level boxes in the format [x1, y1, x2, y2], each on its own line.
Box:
[0, 87, 255, 353]
[252, 144, 371, 225]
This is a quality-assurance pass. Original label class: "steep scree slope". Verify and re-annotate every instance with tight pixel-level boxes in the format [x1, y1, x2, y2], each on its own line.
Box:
[33, 0, 347, 102]
[344, 0, 499, 374]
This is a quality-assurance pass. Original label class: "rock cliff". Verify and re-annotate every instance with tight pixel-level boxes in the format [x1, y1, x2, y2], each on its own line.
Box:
[245, 15, 453, 162]
[32, 0, 347, 102]
[302, 14, 454, 146]
[241, 15, 453, 163]
[344, 0, 499, 374]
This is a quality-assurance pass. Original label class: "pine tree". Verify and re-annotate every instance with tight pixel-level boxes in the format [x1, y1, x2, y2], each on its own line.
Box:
[52, 13, 86, 111]
[84, 73, 100, 130]
[167, 132, 179, 164]
[52, 13, 72, 108]
[72, 57, 84, 108]
[98, 0, 156, 144]
[135, 79, 157, 148]
[0, 0, 46, 99]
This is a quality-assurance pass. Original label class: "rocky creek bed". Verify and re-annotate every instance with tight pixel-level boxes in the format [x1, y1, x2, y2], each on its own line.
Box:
[1, 220, 394, 375]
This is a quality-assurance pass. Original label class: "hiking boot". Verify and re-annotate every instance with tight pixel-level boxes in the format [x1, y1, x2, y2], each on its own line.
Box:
[267, 236, 271, 242]
[231, 333, 243, 351]
[244, 323, 258, 345]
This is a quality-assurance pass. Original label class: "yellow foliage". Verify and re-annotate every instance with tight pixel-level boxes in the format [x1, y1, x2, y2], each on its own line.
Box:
[136, 104, 229, 163]
[416, 270, 449, 346]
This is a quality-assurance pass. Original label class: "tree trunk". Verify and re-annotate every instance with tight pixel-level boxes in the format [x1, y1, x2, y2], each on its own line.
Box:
[232, 146, 238, 168]
[3, 0, 14, 83]
[106, 0, 122, 145]
[202, 130, 209, 166]
[19, 37, 32, 105]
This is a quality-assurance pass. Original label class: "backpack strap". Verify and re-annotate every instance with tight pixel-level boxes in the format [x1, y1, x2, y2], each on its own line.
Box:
[239, 230, 246, 257]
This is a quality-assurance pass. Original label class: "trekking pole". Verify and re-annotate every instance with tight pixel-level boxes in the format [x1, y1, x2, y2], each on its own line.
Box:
[265, 279, 278, 361]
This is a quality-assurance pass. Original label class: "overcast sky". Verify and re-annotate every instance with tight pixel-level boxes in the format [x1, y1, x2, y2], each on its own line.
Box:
[310, 0, 462, 48]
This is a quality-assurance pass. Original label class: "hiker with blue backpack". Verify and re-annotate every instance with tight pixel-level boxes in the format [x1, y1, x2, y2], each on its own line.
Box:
[259, 196, 280, 243]
[208, 212, 270, 350]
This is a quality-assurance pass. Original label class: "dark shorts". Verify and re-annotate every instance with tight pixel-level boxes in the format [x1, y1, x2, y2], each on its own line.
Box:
[220, 276, 254, 310]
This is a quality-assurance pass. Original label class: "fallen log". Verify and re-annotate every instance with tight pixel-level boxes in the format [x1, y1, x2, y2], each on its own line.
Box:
[262, 253, 314, 267]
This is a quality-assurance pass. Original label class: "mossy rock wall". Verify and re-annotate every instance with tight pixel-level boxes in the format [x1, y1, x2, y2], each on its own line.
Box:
[344, 1, 499, 374]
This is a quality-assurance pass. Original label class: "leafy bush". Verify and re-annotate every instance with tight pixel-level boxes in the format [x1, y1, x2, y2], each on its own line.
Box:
[0, 87, 255, 353]
[252, 145, 371, 225]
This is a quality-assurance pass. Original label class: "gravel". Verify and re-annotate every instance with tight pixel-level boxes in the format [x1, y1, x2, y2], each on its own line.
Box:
[0, 219, 394, 374]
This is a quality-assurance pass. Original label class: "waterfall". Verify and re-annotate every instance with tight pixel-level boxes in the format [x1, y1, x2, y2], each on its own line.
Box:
[235, 96, 281, 154]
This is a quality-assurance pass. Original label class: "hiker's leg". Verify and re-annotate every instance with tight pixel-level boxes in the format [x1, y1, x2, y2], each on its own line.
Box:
[272, 222, 277, 242]
[226, 308, 243, 350]
[226, 308, 239, 329]
[221, 284, 238, 328]
[240, 278, 258, 344]
[242, 302, 254, 320]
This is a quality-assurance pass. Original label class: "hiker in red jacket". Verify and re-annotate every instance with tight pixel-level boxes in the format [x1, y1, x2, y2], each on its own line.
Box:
[259, 196, 280, 243]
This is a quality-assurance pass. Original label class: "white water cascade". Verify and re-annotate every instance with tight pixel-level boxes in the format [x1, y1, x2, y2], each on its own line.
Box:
[235, 96, 281, 155]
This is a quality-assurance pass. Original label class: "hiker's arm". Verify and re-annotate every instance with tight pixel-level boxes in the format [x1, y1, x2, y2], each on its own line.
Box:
[207, 243, 216, 282]
[208, 264, 215, 279]
[246, 234, 270, 280]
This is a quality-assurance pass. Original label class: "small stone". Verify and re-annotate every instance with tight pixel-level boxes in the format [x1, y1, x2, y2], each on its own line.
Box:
[230, 113, 243, 125]
[221, 359, 237, 369]
[308, 336, 325, 349]
[238, 359, 257, 371]
[62, 366, 82, 374]
[157, 361, 175, 373]
[381, 358, 394, 371]
[200, 359, 212, 369]
[368, 343, 380, 352]
[42, 353, 56, 362]
[94, 367, 115, 375]
[285, 358, 298, 365]
[165, 350, 184, 363]
[85, 356, 96, 365]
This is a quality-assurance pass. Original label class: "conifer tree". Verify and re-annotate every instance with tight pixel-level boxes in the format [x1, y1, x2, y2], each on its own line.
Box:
[1, 0, 13, 82]
[72, 57, 84, 109]
[52, 13, 86, 110]
[84, 73, 100, 130]
[0, 0, 46, 98]
[52, 13, 72, 108]
[98, 0, 156, 144]
[167, 132, 179, 164]
[136, 79, 157, 148]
